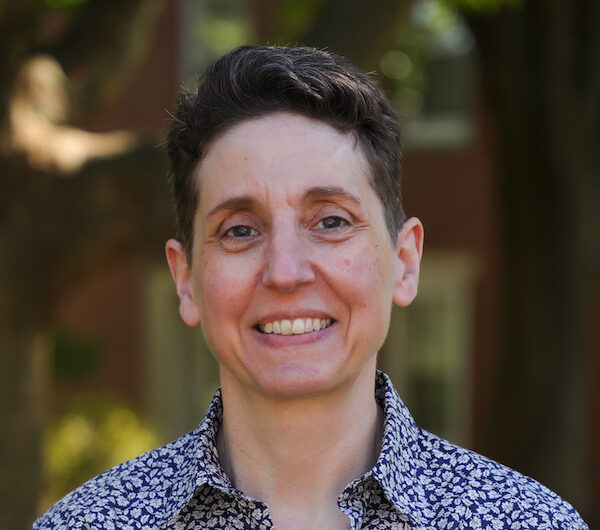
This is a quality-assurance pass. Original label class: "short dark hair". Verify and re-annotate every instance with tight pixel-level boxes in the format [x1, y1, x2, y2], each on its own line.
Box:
[167, 45, 405, 258]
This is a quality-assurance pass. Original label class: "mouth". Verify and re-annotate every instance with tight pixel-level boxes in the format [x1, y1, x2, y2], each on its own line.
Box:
[256, 317, 334, 335]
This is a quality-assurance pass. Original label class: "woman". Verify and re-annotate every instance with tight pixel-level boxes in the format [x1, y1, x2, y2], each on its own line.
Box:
[36, 45, 587, 530]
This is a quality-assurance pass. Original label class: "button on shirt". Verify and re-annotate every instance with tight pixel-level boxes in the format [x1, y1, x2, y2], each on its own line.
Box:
[35, 372, 588, 529]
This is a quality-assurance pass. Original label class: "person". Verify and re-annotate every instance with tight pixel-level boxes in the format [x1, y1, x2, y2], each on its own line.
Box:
[35, 45, 587, 529]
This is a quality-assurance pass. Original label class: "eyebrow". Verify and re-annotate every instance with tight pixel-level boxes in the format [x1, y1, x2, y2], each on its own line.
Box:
[303, 186, 362, 207]
[207, 196, 259, 219]
[206, 186, 363, 219]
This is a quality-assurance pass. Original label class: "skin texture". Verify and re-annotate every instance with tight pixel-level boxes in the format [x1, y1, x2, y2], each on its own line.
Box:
[166, 112, 423, 528]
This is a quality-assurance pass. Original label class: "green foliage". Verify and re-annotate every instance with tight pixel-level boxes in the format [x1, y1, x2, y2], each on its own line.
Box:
[42, 0, 87, 10]
[444, 0, 523, 13]
[381, 0, 474, 119]
[202, 14, 250, 58]
[42, 396, 160, 505]
[416, 0, 465, 36]
[270, 0, 321, 45]
[51, 329, 102, 380]
[192, 0, 252, 66]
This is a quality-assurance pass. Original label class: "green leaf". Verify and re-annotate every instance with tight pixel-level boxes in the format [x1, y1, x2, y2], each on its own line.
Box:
[43, 0, 87, 10]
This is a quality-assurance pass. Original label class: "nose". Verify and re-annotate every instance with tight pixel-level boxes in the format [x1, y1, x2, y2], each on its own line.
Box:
[262, 226, 315, 292]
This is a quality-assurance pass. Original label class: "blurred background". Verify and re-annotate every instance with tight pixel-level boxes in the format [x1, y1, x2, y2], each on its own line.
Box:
[1, 0, 599, 527]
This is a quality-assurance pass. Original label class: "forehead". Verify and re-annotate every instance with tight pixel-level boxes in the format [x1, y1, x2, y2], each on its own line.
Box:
[194, 112, 374, 211]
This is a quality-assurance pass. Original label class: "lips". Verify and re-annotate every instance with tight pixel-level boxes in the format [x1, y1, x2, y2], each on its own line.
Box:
[259, 317, 333, 335]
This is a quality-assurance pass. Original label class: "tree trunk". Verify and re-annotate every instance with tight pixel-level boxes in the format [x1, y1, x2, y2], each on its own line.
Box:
[0, 144, 170, 526]
[466, 0, 600, 507]
[0, 323, 48, 528]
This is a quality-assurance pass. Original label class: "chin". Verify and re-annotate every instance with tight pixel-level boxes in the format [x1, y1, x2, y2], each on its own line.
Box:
[254, 364, 341, 399]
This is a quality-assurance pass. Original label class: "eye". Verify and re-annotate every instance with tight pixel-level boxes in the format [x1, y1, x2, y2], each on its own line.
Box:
[225, 225, 258, 238]
[315, 216, 348, 230]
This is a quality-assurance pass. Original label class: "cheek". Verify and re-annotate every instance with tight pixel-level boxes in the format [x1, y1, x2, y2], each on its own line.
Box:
[196, 256, 256, 323]
[335, 245, 394, 358]
[335, 243, 395, 307]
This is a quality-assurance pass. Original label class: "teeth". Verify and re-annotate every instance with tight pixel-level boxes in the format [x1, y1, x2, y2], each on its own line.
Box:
[259, 318, 332, 335]
[280, 319, 292, 335]
[292, 319, 304, 334]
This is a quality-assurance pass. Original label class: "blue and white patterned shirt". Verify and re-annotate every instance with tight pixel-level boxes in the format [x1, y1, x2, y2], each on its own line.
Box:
[35, 372, 587, 529]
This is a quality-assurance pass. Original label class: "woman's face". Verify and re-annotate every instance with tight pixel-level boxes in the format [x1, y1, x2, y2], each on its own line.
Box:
[167, 112, 422, 399]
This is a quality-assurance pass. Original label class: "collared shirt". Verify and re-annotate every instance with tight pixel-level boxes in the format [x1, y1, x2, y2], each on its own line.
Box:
[35, 371, 587, 529]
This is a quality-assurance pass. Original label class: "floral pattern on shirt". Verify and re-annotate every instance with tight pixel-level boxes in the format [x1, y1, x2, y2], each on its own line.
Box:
[35, 372, 588, 529]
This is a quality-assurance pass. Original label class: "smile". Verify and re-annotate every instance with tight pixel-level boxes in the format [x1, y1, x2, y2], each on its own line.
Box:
[259, 318, 333, 335]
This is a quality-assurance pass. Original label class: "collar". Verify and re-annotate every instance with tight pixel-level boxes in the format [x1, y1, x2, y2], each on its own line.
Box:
[170, 371, 430, 526]
[159, 388, 233, 523]
[370, 370, 430, 527]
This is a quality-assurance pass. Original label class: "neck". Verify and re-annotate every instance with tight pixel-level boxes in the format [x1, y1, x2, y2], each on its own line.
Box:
[216, 364, 383, 529]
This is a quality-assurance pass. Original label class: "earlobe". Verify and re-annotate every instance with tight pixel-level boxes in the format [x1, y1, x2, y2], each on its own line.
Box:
[165, 239, 202, 327]
[392, 217, 424, 307]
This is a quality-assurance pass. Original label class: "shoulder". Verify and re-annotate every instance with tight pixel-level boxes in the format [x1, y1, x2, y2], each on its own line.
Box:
[416, 429, 588, 529]
[34, 429, 201, 530]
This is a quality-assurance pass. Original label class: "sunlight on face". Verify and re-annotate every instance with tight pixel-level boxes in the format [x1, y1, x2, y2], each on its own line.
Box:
[167, 112, 422, 399]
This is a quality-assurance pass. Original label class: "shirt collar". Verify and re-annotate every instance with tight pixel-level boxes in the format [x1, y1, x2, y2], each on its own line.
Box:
[370, 370, 430, 527]
[161, 388, 233, 522]
[173, 371, 430, 526]
[189, 388, 236, 488]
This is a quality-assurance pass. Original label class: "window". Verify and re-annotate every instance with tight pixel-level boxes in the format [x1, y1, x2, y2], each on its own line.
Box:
[381, 0, 476, 149]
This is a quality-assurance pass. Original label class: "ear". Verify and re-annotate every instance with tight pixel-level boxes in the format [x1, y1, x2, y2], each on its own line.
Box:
[165, 239, 202, 327]
[392, 217, 424, 307]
